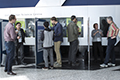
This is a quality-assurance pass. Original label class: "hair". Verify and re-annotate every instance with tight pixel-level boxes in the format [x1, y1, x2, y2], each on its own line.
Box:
[43, 21, 49, 28]
[9, 14, 16, 21]
[16, 22, 21, 26]
[93, 23, 98, 28]
[71, 15, 76, 21]
[51, 16, 57, 21]
[107, 16, 113, 21]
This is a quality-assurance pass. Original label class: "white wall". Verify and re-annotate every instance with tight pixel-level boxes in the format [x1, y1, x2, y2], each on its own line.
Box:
[0, 5, 120, 46]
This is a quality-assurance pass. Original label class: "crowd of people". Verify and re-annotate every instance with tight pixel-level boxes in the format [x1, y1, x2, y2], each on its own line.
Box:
[0, 14, 119, 75]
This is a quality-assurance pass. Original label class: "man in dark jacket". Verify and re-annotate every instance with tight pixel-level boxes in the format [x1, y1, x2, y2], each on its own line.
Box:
[14, 22, 26, 65]
[51, 17, 63, 67]
[67, 15, 79, 66]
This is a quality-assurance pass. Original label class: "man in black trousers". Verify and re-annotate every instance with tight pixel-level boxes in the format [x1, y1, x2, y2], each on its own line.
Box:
[100, 16, 119, 68]
[15, 22, 26, 65]
[67, 15, 79, 66]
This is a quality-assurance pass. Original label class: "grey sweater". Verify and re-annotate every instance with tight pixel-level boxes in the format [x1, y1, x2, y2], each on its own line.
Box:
[41, 28, 53, 48]
[91, 29, 103, 42]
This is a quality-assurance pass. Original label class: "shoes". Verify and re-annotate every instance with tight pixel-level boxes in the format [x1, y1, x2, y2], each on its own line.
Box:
[7, 72, 17, 75]
[4, 70, 7, 72]
[54, 62, 62, 68]
[1, 64, 5, 67]
[21, 62, 27, 65]
[100, 64, 108, 68]
[108, 63, 116, 67]
[50, 66, 54, 69]
[42, 67, 49, 70]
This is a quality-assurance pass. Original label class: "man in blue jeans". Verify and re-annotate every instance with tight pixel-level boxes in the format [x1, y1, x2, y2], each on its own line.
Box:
[4, 14, 17, 75]
[100, 16, 119, 68]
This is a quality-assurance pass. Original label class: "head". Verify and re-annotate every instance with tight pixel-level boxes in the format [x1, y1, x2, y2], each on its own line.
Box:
[43, 21, 49, 29]
[71, 15, 77, 23]
[51, 17, 57, 26]
[107, 16, 113, 24]
[93, 23, 98, 30]
[16, 22, 21, 30]
[9, 14, 16, 23]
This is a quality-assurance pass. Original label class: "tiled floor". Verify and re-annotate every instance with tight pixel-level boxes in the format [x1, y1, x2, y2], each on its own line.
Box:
[0, 61, 120, 80]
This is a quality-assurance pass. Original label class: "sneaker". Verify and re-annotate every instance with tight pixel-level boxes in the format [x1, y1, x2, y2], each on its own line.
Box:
[54, 63, 62, 68]
[42, 67, 49, 70]
[108, 63, 116, 67]
[50, 66, 54, 69]
[100, 64, 108, 68]
[54, 62, 58, 65]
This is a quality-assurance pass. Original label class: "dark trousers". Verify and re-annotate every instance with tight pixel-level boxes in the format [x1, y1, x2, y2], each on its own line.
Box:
[92, 42, 103, 61]
[68, 39, 79, 63]
[104, 38, 116, 64]
[5, 41, 15, 72]
[15, 43, 24, 63]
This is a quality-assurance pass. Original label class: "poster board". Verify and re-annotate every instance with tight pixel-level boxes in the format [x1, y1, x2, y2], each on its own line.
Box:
[0, 19, 8, 63]
[35, 18, 45, 66]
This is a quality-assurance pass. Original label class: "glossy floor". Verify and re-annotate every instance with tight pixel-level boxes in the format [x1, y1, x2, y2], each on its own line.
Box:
[0, 60, 120, 80]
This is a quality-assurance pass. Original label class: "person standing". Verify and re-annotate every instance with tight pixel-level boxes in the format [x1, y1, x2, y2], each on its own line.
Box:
[14, 22, 26, 65]
[4, 14, 17, 75]
[41, 21, 54, 70]
[51, 17, 63, 68]
[100, 16, 119, 67]
[91, 23, 103, 63]
[67, 15, 79, 66]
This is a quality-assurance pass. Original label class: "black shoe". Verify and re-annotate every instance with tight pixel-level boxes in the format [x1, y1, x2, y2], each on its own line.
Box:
[4, 70, 7, 72]
[1, 64, 5, 67]
[21, 62, 27, 65]
[7, 72, 17, 75]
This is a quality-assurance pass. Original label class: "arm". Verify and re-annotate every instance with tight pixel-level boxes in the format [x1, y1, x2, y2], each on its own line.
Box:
[111, 24, 119, 39]
[73, 24, 78, 35]
[41, 31, 44, 41]
[54, 24, 62, 37]
[9, 27, 17, 40]
[91, 30, 94, 37]
[93, 31, 99, 36]
[100, 30, 103, 36]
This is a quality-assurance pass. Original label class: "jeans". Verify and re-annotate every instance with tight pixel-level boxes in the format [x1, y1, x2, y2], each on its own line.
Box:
[5, 41, 15, 72]
[68, 39, 79, 64]
[15, 43, 24, 63]
[43, 48, 54, 67]
[104, 38, 116, 64]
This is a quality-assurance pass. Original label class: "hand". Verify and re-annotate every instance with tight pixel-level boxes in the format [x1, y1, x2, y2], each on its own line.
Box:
[111, 36, 116, 39]
[96, 31, 99, 33]
[15, 31, 18, 34]
[17, 36, 20, 39]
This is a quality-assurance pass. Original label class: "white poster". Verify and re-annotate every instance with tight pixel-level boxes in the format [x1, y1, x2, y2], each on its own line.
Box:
[2, 22, 8, 51]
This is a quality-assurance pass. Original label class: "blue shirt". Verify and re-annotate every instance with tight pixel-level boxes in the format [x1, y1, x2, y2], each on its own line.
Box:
[52, 22, 63, 42]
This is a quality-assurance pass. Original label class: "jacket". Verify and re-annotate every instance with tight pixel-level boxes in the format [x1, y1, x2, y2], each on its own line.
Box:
[52, 22, 63, 42]
[15, 28, 25, 44]
[67, 21, 79, 42]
